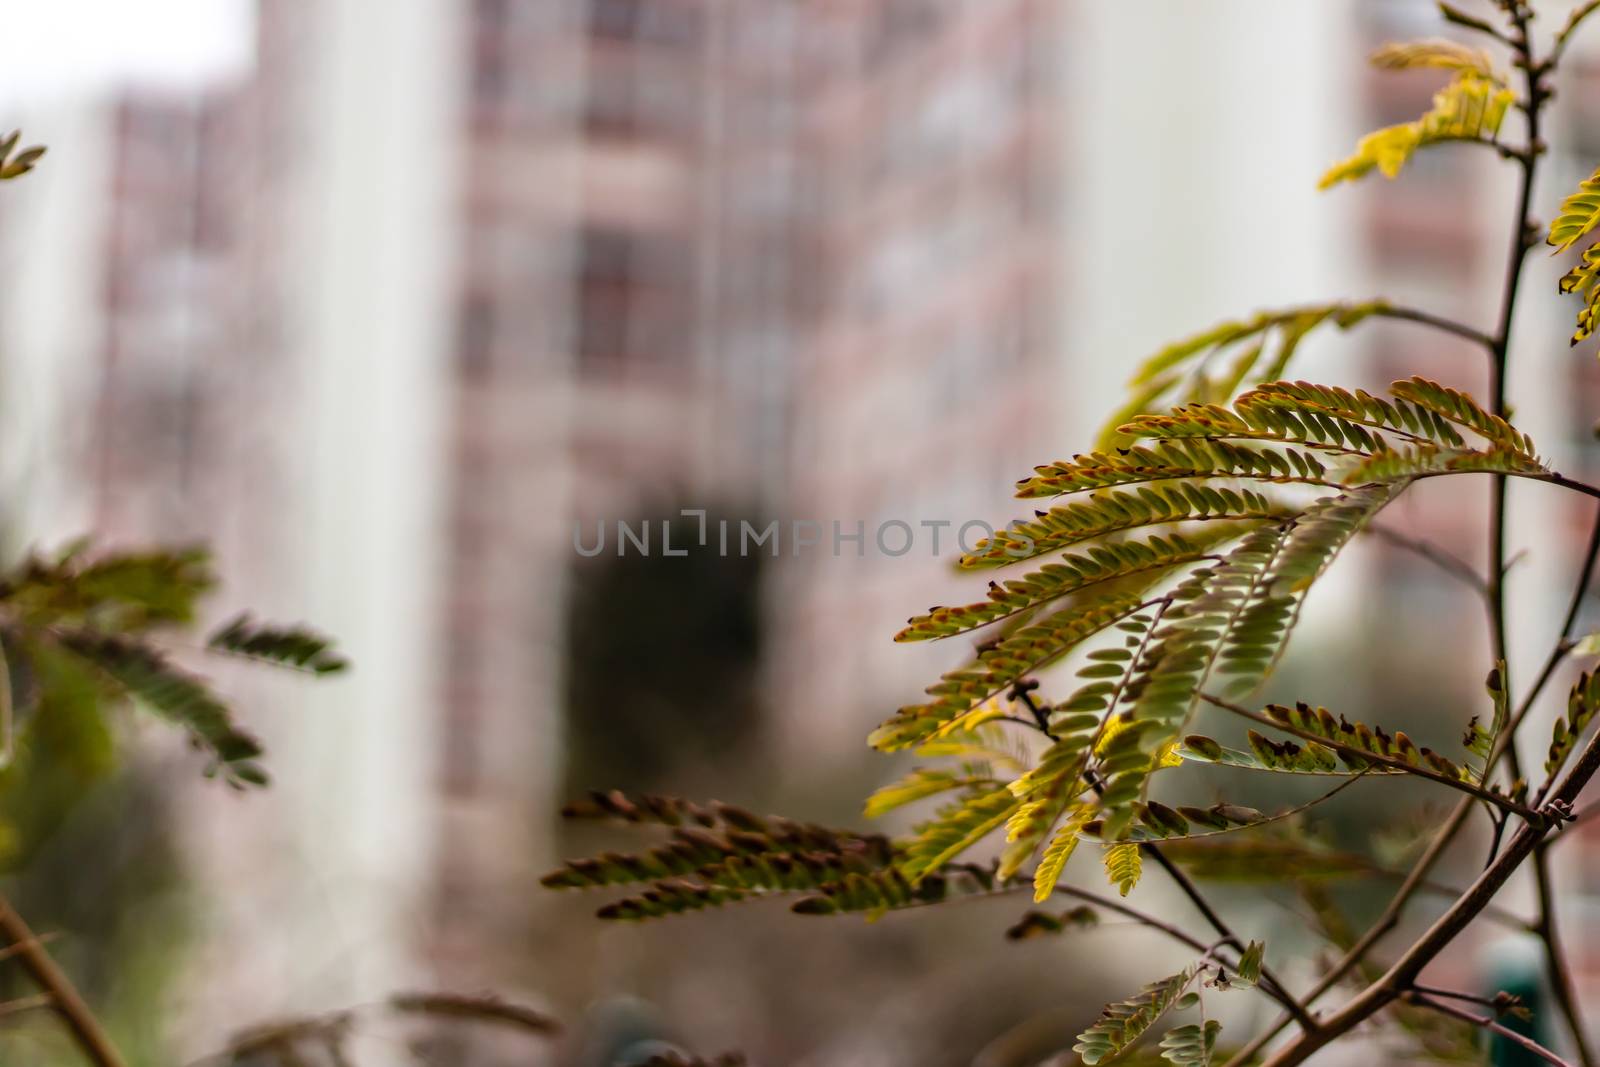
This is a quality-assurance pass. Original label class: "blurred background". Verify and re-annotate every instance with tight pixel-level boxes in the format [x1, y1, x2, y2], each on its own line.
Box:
[5, 0, 1600, 1063]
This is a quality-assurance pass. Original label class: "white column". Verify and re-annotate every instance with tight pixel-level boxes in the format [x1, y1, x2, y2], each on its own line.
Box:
[276, 0, 462, 1005]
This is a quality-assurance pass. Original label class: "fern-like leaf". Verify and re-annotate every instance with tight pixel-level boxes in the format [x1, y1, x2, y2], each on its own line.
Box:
[207, 614, 348, 674]
[1088, 801, 1268, 843]
[961, 485, 1288, 569]
[1097, 486, 1398, 836]
[871, 593, 1146, 751]
[54, 632, 266, 786]
[1158, 835, 1376, 882]
[1179, 733, 1400, 776]
[0, 131, 45, 181]
[0, 546, 215, 630]
[1016, 440, 1334, 500]
[558, 790, 722, 827]
[1258, 702, 1472, 781]
[1370, 38, 1494, 74]
[1005, 905, 1098, 939]
[593, 879, 751, 921]
[1100, 303, 1386, 447]
[1075, 967, 1197, 1065]
[1560, 243, 1600, 346]
[1321, 55, 1512, 189]
[1551, 164, 1600, 253]
[1389, 376, 1537, 455]
[1342, 443, 1545, 483]
[896, 532, 1225, 642]
[864, 769, 994, 818]
[1002, 711, 1103, 881]
[900, 786, 1020, 884]
[1160, 1020, 1222, 1067]
[1546, 669, 1600, 779]
[1104, 841, 1143, 896]
[1032, 802, 1096, 901]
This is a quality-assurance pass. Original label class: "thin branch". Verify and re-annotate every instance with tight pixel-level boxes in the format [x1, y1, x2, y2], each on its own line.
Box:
[1551, 0, 1600, 67]
[1369, 303, 1497, 350]
[1200, 693, 1546, 823]
[1531, 841, 1595, 1067]
[1365, 524, 1488, 598]
[1404, 992, 1573, 1067]
[0, 993, 53, 1023]
[1049, 883, 1214, 957]
[0, 894, 125, 1067]
[1409, 983, 1521, 1011]
[1138, 842, 1317, 1031]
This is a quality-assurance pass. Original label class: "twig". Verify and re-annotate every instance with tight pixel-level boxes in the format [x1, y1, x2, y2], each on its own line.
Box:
[1369, 303, 1496, 350]
[1139, 843, 1317, 1031]
[1409, 983, 1519, 1011]
[0, 895, 125, 1067]
[1530, 841, 1595, 1067]
[0, 993, 53, 1022]
[1365, 525, 1488, 598]
[1404, 992, 1573, 1067]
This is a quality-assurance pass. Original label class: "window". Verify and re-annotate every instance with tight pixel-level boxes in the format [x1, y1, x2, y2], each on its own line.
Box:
[457, 296, 496, 381]
[574, 226, 692, 373]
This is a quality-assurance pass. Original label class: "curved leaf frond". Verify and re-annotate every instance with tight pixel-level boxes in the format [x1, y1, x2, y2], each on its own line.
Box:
[1032, 802, 1097, 901]
[1320, 53, 1512, 189]
[0, 131, 45, 182]
[1342, 443, 1545, 483]
[1016, 439, 1334, 500]
[1179, 733, 1400, 775]
[898, 531, 1239, 642]
[1096, 485, 1399, 836]
[54, 631, 266, 787]
[207, 614, 348, 674]
[1389, 376, 1538, 455]
[1075, 967, 1198, 1065]
[1160, 1020, 1223, 1067]
[863, 769, 998, 819]
[900, 786, 1020, 884]
[593, 879, 751, 922]
[1101, 302, 1386, 447]
[1103, 841, 1143, 896]
[1557, 239, 1600, 346]
[1158, 836, 1377, 882]
[871, 594, 1148, 751]
[1257, 702, 1473, 781]
[1546, 669, 1600, 779]
[1550, 163, 1600, 253]
[1370, 38, 1494, 74]
[962, 485, 1288, 570]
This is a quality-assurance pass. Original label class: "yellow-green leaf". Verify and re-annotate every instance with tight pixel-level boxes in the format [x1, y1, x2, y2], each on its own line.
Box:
[1104, 841, 1142, 897]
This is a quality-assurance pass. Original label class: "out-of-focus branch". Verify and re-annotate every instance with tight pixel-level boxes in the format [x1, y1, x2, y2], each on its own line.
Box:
[0, 895, 125, 1067]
